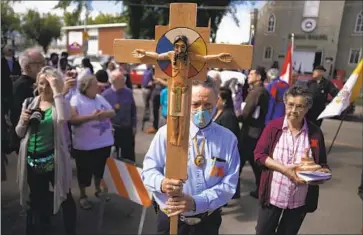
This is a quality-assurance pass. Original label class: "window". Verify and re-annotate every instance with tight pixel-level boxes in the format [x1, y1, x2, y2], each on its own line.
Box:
[89, 35, 98, 40]
[348, 48, 361, 64]
[355, 11, 363, 33]
[267, 14, 276, 32]
[263, 47, 273, 60]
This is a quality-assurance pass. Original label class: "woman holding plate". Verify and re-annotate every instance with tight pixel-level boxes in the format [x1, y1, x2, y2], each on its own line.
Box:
[253, 84, 331, 235]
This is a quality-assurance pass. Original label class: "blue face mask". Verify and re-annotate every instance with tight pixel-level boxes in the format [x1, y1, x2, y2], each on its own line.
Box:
[192, 107, 216, 128]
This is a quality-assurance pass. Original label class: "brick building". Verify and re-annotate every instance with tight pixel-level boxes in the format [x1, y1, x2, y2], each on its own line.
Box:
[61, 23, 127, 56]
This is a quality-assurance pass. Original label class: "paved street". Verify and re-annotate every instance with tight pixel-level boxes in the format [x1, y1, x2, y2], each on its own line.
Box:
[2, 88, 362, 235]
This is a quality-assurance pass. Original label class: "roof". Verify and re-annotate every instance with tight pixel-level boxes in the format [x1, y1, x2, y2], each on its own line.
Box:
[62, 23, 127, 30]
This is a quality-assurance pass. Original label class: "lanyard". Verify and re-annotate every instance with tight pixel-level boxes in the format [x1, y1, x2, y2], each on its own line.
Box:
[193, 136, 206, 167]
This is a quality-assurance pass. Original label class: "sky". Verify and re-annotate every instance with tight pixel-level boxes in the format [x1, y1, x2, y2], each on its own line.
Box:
[12, 1, 265, 44]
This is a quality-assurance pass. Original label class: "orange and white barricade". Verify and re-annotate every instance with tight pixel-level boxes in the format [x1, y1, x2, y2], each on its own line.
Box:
[99, 155, 152, 235]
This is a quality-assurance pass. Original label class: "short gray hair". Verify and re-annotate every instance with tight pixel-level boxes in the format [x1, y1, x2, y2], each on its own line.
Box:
[19, 47, 42, 70]
[283, 84, 313, 109]
[207, 70, 221, 82]
[192, 75, 218, 97]
[267, 68, 279, 80]
[78, 75, 96, 95]
[109, 70, 124, 84]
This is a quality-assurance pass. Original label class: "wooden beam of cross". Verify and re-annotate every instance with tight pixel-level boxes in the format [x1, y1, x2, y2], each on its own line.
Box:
[113, 3, 252, 235]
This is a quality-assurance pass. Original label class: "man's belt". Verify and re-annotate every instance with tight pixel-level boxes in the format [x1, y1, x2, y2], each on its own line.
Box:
[161, 207, 220, 225]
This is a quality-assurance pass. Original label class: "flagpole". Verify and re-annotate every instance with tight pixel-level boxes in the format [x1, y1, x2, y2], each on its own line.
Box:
[291, 33, 294, 61]
[290, 33, 294, 85]
[327, 110, 348, 154]
[249, 25, 254, 45]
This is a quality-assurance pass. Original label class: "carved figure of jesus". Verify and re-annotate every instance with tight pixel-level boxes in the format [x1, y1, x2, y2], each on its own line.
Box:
[132, 35, 232, 145]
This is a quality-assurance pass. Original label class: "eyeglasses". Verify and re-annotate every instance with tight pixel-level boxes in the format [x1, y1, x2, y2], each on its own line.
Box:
[285, 102, 306, 111]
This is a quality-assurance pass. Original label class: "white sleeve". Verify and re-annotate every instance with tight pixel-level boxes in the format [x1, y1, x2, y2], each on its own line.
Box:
[70, 94, 78, 107]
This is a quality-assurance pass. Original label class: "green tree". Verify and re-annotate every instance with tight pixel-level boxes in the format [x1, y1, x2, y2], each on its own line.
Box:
[120, 0, 254, 41]
[54, 0, 255, 41]
[88, 13, 128, 25]
[63, 10, 82, 26]
[54, 0, 83, 26]
[21, 10, 62, 53]
[1, 2, 21, 44]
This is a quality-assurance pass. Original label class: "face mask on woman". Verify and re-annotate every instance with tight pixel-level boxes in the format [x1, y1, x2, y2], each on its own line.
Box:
[192, 106, 216, 128]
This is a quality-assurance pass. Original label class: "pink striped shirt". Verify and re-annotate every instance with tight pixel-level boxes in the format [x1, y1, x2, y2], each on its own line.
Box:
[269, 117, 311, 209]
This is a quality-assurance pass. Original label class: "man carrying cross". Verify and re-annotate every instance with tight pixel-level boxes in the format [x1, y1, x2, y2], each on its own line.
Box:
[142, 77, 240, 235]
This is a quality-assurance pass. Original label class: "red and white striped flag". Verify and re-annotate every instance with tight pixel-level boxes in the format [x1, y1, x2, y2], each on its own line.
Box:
[280, 42, 293, 85]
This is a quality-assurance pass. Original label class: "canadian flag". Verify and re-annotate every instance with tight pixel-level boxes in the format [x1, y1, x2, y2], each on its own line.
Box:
[280, 42, 293, 85]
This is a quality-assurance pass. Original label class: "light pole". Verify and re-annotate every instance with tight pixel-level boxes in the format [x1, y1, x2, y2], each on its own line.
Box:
[83, 1, 91, 57]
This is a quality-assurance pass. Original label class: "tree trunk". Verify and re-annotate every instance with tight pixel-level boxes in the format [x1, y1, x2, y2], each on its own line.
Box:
[211, 33, 216, 43]
[42, 45, 48, 54]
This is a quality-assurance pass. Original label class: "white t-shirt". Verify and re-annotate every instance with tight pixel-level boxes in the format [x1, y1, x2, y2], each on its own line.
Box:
[70, 93, 114, 150]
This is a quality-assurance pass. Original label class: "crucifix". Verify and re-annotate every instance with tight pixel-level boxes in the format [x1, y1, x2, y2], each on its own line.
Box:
[114, 3, 252, 234]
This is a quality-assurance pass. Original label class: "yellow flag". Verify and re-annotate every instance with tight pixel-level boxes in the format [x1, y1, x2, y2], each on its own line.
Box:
[349, 59, 363, 103]
[318, 59, 363, 120]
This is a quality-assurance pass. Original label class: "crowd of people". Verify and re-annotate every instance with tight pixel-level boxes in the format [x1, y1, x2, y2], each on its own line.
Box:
[1, 46, 138, 235]
[0, 42, 360, 235]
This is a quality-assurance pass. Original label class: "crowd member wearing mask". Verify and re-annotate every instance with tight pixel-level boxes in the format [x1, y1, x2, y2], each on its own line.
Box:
[2, 44, 21, 81]
[102, 70, 137, 162]
[16, 66, 76, 235]
[69, 75, 115, 209]
[142, 77, 240, 235]
[237, 66, 270, 199]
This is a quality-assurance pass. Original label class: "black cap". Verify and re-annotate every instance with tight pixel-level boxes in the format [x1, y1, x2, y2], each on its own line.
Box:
[314, 65, 326, 72]
[95, 69, 109, 84]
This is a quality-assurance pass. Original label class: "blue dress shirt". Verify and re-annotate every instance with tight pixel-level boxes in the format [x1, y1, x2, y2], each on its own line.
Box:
[142, 121, 240, 216]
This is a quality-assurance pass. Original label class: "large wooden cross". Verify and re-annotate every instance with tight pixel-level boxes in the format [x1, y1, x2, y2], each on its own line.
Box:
[114, 3, 252, 234]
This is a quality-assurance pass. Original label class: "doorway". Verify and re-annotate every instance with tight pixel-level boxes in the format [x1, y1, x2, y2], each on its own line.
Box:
[313, 51, 322, 68]
[293, 51, 315, 74]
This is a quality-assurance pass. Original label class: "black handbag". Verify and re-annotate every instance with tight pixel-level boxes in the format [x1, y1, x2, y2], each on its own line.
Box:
[304, 185, 319, 213]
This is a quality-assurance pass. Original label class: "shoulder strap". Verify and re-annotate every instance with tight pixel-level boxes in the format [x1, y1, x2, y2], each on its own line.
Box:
[25, 97, 35, 108]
